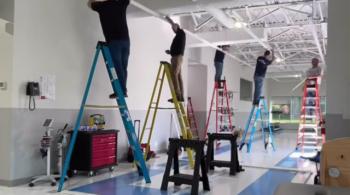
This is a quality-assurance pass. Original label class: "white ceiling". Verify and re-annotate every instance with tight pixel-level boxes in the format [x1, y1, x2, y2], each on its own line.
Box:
[130, 0, 328, 79]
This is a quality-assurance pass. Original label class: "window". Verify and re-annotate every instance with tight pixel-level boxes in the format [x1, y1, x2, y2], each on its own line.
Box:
[240, 78, 252, 101]
[271, 96, 326, 124]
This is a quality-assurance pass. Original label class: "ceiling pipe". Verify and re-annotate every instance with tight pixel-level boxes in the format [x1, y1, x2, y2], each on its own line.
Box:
[130, 0, 252, 67]
[203, 5, 235, 28]
[190, 12, 199, 26]
[203, 7, 271, 50]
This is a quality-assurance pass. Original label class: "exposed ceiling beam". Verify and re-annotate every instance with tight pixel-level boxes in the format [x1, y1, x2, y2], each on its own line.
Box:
[268, 29, 292, 41]
[231, 11, 271, 49]
[248, 8, 280, 25]
[281, 6, 312, 16]
[310, 19, 325, 63]
[194, 16, 214, 31]
[172, 0, 327, 17]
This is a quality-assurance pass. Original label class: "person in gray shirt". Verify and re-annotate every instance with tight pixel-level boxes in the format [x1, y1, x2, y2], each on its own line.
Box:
[306, 58, 322, 78]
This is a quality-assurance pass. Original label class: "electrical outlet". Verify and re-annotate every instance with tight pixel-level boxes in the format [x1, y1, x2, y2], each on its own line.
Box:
[0, 82, 7, 90]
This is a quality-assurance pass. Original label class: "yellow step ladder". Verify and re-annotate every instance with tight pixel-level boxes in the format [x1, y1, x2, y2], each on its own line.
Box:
[140, 61, 194, 168]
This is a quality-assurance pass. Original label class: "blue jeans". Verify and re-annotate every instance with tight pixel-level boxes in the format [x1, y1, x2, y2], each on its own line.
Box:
[214, 61, 223, 82]
[253, 76, 264, 104]
[108, 40, 130, 95]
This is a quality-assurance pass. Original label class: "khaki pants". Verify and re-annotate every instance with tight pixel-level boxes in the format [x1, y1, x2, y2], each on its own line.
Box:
[170, 55, 184, 99]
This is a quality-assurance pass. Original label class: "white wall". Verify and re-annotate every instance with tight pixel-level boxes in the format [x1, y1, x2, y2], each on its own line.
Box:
[0, 0, 14, 183]
[325, 0, 350, 139]
[188, 64, 208, 138]
[2, 0, 186, 184]
[0, 20, 13, 108]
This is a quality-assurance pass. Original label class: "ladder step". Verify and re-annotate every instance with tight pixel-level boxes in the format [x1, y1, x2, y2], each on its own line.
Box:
[302, 106, 319, 109]
[302, 145, 322, 150]
[300, 115, 317, 119]
[298, 134, 321, 139]
[299, 124, 318, 128]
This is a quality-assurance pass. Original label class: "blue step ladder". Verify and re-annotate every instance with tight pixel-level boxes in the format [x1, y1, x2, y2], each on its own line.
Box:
[57, 42, 151, 192]
[239, 96, 276, 153]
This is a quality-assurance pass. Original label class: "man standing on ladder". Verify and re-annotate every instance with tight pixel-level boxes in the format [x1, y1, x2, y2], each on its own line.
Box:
[305, 58, 323, 116]
[165, 16, 186, 103]
[88, 0, 130, 98]
[213, 45, 230, 82]
[253, 50, 275, 105]
[306, 58, 322, 78]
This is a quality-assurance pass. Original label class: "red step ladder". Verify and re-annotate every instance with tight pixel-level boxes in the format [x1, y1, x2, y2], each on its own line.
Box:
[187, 97, 199, 139]
[296, 77, 324, 151]
[205, 79, 234, 136]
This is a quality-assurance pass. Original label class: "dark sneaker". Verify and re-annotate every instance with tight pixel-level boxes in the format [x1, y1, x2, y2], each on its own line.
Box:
[178, 97, 185, 102]
[109, 93, 117, 99]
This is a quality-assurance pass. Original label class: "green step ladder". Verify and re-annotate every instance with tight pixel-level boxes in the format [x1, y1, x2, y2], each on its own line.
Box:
[57, 42, 151, 192]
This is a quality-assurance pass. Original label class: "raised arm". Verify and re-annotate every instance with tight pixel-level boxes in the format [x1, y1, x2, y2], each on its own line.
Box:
[165, 16, 176, 26]
[270, 49, 276, 63]
[87, 0, 97, 9]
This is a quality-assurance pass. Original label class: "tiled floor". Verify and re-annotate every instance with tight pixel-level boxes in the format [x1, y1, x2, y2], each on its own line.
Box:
[0, 131, 317, 195]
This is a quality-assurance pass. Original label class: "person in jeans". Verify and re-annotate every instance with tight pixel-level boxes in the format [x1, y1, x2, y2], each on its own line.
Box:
[253, 50, 275, 105]
[306, 58, 322, 112]
[88, 0, 130, 98]
[165, 16, 186, 102]
[214, 45, 230, 82]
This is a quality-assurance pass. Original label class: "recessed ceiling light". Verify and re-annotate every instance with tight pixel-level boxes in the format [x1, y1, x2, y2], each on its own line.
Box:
[234, 22, 243, 28]
[276, 58, 283, 63]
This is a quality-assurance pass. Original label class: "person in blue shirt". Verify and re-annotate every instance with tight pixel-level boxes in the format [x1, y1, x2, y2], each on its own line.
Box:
[88, 0, 130, 98]
[214, 45, 230, 82]
[253, 50, 275, 105]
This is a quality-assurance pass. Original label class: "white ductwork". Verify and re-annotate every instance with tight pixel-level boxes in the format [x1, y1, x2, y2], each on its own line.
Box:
[203, 6, 271, 50]
[203, 6, 235, 28]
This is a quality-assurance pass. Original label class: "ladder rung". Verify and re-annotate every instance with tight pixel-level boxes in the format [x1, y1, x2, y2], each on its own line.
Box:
[299, 124, 318, 128]
[302, 145, 322, 150]
[302, 141, 318, 144]
[298, 133, 319, 137]
[301, 115, 317, 117]
[302, 106, 319, 109]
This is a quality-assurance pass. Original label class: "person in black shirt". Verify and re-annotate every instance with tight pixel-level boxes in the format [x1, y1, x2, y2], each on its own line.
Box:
[88, 0, 130, 98]
[253, 50, 275, 105]
[165, 16, 186, 102]
[214, 45, 230, 82]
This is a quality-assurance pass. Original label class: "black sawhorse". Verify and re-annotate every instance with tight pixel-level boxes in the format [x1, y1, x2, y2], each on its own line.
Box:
[161, 138, 210, 195]
[206, 133, 244, 175]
